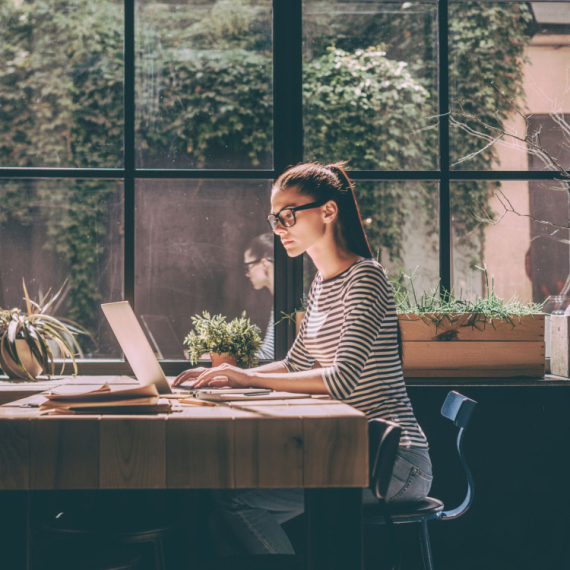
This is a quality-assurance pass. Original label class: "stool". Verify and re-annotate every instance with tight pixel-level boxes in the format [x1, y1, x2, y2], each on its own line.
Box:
[40, 508, 179, 570]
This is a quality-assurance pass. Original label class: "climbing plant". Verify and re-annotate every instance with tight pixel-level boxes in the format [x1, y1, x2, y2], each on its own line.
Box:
[0, 0, 534, 349]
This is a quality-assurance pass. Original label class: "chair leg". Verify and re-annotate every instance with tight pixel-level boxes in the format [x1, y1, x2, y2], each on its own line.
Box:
[418, 519, 435, 570]
[153, 537, 166, 570]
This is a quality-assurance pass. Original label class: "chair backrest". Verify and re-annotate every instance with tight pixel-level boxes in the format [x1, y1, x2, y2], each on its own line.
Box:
[440, 391, 478, 520]
[368, 419, 402, 500]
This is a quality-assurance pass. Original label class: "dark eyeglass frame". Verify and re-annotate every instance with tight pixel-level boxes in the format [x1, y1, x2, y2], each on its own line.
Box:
[243, 257, 273, 273]
[266, 199, 328, 231]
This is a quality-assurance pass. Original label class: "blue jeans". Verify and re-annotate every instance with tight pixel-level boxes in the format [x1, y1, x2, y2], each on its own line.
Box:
[209, 446, 433, 555]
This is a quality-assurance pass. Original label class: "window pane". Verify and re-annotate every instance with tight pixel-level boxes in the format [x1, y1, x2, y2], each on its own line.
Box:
[303, 1, 438, 170]
[303, 181, 440, 299]
[451, 179, 570, 306]
[0, 180, 124, 359]
[136, 1, 273, 169]
[450, 1, 570, 172]
[0, 1, 124, 168]
[135, 180, 273, 360]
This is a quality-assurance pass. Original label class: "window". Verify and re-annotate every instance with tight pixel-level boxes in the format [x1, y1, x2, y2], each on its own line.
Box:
[1, 0, 568, 371]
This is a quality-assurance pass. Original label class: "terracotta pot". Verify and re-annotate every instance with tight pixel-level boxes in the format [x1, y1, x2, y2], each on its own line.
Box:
[210, 352, 238, 367]
[0, 339, 43, 380]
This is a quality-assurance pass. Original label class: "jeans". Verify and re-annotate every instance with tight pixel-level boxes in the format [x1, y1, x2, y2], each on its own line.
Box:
[209, 446, 433, 556]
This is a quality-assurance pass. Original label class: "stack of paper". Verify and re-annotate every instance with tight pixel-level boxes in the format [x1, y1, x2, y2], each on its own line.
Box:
[41, 383, 172, 414]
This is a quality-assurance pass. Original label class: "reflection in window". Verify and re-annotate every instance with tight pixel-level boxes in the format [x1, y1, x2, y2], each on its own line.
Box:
[135, 180, 273, 360]
[136, 0, 273, 169]
[0, 180, 124, 358]
[303, 1, 438, 171]
[0, 1, 124, 168]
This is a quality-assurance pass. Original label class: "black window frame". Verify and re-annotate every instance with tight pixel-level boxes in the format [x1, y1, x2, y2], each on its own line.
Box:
[0, 0, 567, 375]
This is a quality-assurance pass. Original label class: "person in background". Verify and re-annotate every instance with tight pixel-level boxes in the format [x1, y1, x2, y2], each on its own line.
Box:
[243, 233, 274, 360]
[174, 162, 431, 556]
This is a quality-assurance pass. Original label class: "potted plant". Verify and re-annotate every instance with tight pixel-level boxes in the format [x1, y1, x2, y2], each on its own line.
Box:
[184, 311, 263, 368]
[0, 280, 84, 381]
[390, 266, 546, 378]
[275, 298, 307, 336]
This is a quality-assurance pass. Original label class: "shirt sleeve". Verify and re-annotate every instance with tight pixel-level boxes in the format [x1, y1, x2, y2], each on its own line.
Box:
[321, 264, 390, 399]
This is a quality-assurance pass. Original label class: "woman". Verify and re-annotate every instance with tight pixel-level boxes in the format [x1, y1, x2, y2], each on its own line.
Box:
[243, 233, 275, 360]
[174, 162, 431, 555]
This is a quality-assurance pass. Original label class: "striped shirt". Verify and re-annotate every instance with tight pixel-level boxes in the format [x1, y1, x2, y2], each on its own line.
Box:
[257, 309, 275, 360]
[282, 258, 428, 449]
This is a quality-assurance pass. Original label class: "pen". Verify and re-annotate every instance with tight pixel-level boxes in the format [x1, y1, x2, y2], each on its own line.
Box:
[244, 391, 272, 396]
[179, 398, 217, 407]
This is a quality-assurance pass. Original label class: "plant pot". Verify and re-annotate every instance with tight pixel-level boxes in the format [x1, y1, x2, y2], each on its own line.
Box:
[210, 352, 237, 367]
[399, 312, 545, 378]
[0, 339, 43, 380]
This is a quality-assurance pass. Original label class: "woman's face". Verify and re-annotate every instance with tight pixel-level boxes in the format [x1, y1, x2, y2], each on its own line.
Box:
[243, 249, 270, 290]
[270, 186, 333, 258]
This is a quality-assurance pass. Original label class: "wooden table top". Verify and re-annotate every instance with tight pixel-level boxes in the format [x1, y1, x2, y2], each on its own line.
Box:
[0, 377, 368, 492]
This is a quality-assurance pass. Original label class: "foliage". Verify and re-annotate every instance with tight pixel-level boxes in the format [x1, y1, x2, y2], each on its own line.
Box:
[448, 2, 533, 252]
[390, 266, 545, 331]
[184, 311, 262, 369]
[0, 280, 85, 380]
[0, 0, 535, 348]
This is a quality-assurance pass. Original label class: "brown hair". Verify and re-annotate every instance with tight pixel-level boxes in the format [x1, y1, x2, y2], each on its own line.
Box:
[273, 162, 374, 259]
[246, 233, 274, 261]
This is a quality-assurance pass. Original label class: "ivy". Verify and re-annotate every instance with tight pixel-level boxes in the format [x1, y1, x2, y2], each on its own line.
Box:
[0, 0, 533, 349]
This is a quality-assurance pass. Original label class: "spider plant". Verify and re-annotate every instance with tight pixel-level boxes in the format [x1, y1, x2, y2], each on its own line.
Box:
[0, 279, 85, 381]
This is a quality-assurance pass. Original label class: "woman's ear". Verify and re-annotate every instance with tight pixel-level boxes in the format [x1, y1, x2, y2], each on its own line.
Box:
[323, 200, 339, 224]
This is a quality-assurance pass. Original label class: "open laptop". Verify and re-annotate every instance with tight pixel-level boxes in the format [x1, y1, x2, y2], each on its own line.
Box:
[101, 301, 173, 395]
[101, 302, 270, 398]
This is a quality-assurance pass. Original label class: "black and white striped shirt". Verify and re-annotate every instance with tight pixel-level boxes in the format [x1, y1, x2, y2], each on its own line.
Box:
[257, 309, 275, 360]
[282, 258, 428, 449]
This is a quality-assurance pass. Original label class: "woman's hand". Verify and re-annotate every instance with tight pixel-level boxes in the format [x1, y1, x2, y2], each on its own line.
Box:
[172, 367, 210, 387]
[193, 363, 253, 388]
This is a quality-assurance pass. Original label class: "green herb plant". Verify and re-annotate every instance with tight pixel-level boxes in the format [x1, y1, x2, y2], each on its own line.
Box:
[0, 280, 85, 381]
[274, 298, 308, 328]
[184, 311, 262, 369]
[391, 265, 545, 335]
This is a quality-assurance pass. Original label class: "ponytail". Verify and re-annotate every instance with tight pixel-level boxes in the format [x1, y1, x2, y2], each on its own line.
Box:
[325, 164, 374, 259]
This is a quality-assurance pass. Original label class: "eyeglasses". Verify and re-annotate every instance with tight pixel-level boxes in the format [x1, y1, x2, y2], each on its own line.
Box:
[243, 258, 273, 273]
[266, 199, 328, 231]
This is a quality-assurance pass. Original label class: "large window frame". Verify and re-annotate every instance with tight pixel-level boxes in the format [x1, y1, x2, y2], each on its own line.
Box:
[0, 0, 567, 375]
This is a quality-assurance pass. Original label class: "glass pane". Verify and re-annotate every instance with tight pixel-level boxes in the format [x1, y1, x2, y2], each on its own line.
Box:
[0, 1, 124, 168]
[450, 1, 570, 172]
[303, 181, 440, 299]
[0, 180, 124, 359]
[135, 179, 274, 360]
[451, 179, 570, 306]
[136, 1, 273, 169]
[303, 1, 438, 170]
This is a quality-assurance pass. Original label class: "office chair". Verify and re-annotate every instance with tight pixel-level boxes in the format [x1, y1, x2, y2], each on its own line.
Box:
[365, 390, 478, 570]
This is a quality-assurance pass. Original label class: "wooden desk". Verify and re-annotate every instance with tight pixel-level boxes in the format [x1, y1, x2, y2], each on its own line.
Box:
[0, 388, 368, 570]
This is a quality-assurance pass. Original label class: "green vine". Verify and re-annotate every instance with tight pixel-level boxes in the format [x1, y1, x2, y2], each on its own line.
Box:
[0, 0, 534, 349]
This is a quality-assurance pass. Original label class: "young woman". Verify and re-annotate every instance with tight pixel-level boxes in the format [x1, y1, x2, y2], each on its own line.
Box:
[243, 233, 275, 360]
[174, 162, 431, 555]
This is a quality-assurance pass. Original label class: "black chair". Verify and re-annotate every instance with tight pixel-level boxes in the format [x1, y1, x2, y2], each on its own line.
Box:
[40, 500, 180, 570]
[364, 390, 478, 570]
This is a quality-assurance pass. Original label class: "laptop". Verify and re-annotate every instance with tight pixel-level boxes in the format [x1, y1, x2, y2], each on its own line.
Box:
[101, 301, 273, 398]
[101, 301, 173, 395]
